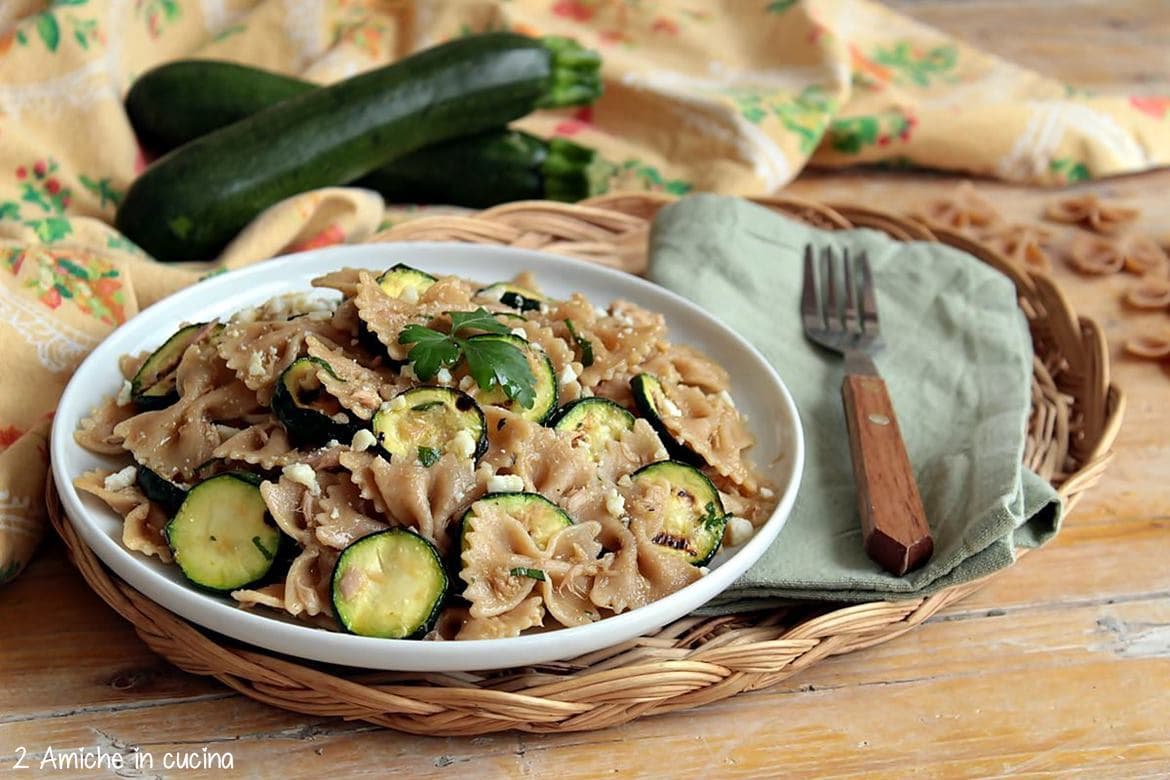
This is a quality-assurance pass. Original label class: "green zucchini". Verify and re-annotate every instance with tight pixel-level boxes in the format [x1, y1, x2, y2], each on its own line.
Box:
[125, 61, 609, 208]
[460, 492, 573, 553]
[165, 472, 282, 592]
[371, 386, 488, 464]
[115, 34, 603, 262]
[136, 465, 187, 513]
[131, 322, 208, 410]
[630, 461, 726, 566]
[271, 357, 356, 447]
[332, 528, 448, 639]
[467, 334, 557, 422]
[630, 373, 704, 466]
[477, 282, 548, 312]
[376, 263, 436, 300]
[548, 397, 635, 461]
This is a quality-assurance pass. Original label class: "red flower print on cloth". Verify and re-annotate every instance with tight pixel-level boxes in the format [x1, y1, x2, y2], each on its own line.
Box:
[0, 425, 23, 451]
[287, 224, 347, 253]
[1130, 96, 1170, 120]
[552, 0, 594, 22]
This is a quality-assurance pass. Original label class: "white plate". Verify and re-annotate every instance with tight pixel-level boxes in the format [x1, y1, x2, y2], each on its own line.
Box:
[51, 243, 804, 671]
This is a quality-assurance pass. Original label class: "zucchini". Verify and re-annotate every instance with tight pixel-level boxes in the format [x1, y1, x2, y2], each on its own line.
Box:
[630, 373, 703, 466]
[548, 397, 635, 461]
[332, 528, 448, 639]
[165, 472, 282, 591]
[477, 282, 548, 312]
[371, 387, 487, 464]
[272, 357, 356, 447]
[136, 465, 187, 513]
[376, 263, 436, 300]
[630, 461, 726, 566]
[467, 334, 557, 422]
[460, 492, 573, 553]
[115, 34, 603, 262]
[131, 322, 208, 410]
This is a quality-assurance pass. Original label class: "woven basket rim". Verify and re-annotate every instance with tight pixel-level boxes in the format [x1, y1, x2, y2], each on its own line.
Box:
[47, 193, 1124, 735]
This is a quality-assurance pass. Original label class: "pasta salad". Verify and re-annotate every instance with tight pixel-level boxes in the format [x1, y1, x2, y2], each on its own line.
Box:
[74, 264, 776, 640]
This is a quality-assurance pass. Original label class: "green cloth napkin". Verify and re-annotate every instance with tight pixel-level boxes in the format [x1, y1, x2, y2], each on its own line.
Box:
[648, 195, 1061, 606]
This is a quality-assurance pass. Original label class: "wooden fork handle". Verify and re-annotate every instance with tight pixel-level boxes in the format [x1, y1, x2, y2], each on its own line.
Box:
[841, 374, 933, 576]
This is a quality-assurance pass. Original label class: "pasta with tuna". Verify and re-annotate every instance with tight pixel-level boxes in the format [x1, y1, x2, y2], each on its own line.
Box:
[72, 262, 777, 640]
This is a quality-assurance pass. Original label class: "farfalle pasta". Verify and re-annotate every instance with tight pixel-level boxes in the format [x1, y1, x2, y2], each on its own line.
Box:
[73, 263, 777, 640]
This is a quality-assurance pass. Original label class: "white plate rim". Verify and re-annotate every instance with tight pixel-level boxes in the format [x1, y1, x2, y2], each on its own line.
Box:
[51, 242, 805, 672]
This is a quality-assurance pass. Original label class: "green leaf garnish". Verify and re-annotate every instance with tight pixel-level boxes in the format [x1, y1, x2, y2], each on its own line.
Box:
[509, 567, 546, 581]
[411, 401, 444, 412]
[396, 309, 537, 408]
[564, 318, 594, 367]
[417, 446, 441, 467]
[462, 336, 536, 409]
[399, 323, 460, 380]
[449, 307, 510, 336]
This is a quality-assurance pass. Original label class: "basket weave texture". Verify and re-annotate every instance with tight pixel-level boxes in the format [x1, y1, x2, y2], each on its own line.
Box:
[47, 194, 1124, 735]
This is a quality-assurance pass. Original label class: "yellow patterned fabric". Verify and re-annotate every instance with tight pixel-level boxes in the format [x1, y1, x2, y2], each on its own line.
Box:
[0, 0, 1166, 585]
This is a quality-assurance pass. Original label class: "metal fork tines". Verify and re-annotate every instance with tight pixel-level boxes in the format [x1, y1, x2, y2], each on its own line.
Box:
[801, 244, 880, 362]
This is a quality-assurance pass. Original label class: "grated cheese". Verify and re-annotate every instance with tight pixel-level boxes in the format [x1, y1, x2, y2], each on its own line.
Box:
[487, 474, 524, 493]
[115, 380, 133, 407]
[604, 488, 626, 518]
[400, 286, 420, 304]
[559, 363, 579, 387]
[103, 465, 137, 492]
[436, 367, 453, 385]
[451, 429, 477, 459]
[724, 516, 755, 547]
[282, 463, 321, 496]
[350, 429, 377, 453]
[246, 351, 266, 377]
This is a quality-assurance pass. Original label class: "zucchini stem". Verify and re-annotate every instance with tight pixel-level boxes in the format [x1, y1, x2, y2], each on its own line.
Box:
[537, 36, 604, 108]
[541, 137, 616, 202]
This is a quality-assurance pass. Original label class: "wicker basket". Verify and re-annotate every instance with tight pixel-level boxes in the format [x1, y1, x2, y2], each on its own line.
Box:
[46, 194, 1124, 735]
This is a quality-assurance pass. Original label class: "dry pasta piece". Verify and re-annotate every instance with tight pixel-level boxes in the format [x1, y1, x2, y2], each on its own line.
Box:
[1124, 276, 1170, 310]
[1066, 234, 1125, 275]
[74, 396, 138, 455]
[1044, 194, 1139, 235]
[1124, 331, 1170, 360]
[979, 222, 1056, 273]
[74, 469, 172, 562]
[914, 182, 1001, 233]
[456, 596, 545, 640]
[1121, 235, 1169, 276]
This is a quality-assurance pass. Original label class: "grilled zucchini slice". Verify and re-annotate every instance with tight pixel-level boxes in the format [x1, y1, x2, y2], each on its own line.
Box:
[371, 386, 487, 464]
[131, 322, 208, 410]
[376, 263, 436, 299]
[136, 465, 187, 513]
[478, 282, 548, 312]
[630, 460, 726, 566]
[548, 397, 635, 461]
[272, 357, 355, 447]
[332, 528, 448, 639]
[630, 373, 703, 466]
[165, 472, 281, 591]
[467, 333, 557, 422]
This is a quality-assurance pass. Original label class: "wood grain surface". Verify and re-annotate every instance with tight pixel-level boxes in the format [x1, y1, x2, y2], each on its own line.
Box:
[4, 2, 1170, 777]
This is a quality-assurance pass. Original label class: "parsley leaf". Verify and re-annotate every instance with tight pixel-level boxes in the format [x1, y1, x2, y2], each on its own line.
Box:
[398, 324, 460, 380]
[461, 336, 537, 409]
[417, 446, 441, 467]
[564, 318, 594, 367]
[509, 567, 546, 581]
[449, 307, 510, 336]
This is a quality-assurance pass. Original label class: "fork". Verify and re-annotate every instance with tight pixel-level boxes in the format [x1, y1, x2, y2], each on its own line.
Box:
[801, 244, 933, 576]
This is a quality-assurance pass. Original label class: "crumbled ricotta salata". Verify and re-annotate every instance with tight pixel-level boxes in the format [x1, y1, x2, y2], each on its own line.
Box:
[724, 516, 755, 547]
[510, 327, 527, 339]
[458, 375, 476, 392]
[400, 286, 420, 304]
[103, 465, 137, 492]
[698, 566, 711, 577]
[282, 463, 320, 496]
[559, 363, 579, 387]
[660, 396, 683, 417]
[400, 364, 417, 382]
[115, 379, 133, 407]
[759, 486, 775, 499]
[451, 429, 477, 459]
[487, 474, 524, 493]
[247, 351, 266, 377]
[718, 390, 736, 409]
[381, 394, 407, 414]
[436, 367, 453, 385]
[350, 429, 377, 452]
[617, 474, 633, 488]
[604, 488, 626, 518]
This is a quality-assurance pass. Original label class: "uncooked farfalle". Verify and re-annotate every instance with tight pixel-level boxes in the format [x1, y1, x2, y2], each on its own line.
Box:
[1044, 194, 1140, 235]
[1066, 234, 1126, 275]
[1124, 331, 1170, 360]
[914, 183, 1002, 234]
[1124, 276, 1170, 311]
[980, 223, 1056, 272]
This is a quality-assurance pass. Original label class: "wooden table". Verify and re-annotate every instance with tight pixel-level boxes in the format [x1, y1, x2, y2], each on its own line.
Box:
[4, 3, 1170, 777]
